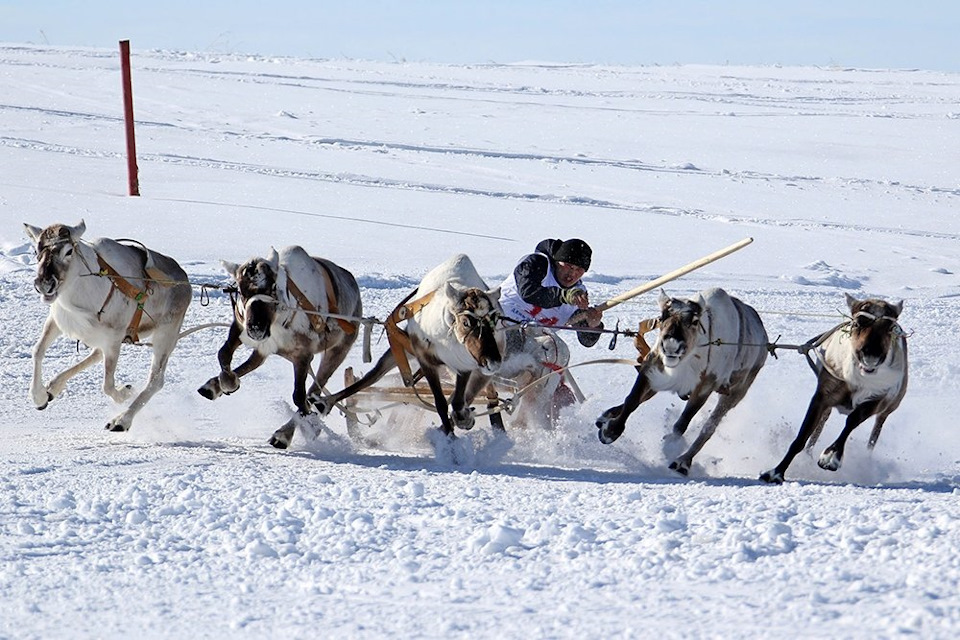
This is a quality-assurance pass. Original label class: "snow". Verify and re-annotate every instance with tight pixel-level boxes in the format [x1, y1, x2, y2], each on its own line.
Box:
[2, 44, 960, 638]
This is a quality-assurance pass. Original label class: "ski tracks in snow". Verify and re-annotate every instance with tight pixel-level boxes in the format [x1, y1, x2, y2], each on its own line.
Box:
[1, 132, 957, 242]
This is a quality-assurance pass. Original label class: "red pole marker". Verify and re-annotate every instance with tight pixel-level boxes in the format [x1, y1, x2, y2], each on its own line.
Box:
[119, 39, 139, 196]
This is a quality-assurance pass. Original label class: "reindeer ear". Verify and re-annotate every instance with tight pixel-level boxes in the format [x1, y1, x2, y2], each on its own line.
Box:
[23, 223, 43, 242]
[844, 292, 859, 311]
[891, 300, 904, 317]
[658, 289, 670, 310]
[486, 287, 501, 302]
[72, 220, 86, 239]
[267, 247, 280, 271]
[221, 260, 241, 277]
[444, 281, 460, 301]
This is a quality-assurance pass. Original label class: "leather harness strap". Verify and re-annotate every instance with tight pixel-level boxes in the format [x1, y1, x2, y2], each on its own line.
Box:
[384, 289, 436, 387]
[633, 316, 659, 361]
[96, 255, 148, 344]
[285, 266, 357, 336]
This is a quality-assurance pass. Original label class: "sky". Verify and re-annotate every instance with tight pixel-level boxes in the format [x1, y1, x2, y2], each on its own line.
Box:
[1, 0, 958, 71]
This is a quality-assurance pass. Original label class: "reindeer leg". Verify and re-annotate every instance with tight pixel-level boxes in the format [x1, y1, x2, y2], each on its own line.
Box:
[421, 365, 453, 436]
[596, 364, 655, 444]
[30, 316, 62, 409]
[867, 412, 890, 450]
[670, 366, 762, 475]
[101, 343, 135, 404]
[106, 326, 179, 432]
[670, 389, 735, 476]
[46, 348, 103, 405]
[669, 384, 713, 438]
[216, 325, 255, 394]
[231, 351, 267, 384]
[760, 393, 832, 484]
[449, 372, 476, 431]
[305, 338, 355, 403]
[198, 324, 243, 399]
[311, 350, 397, 416]
[291, 356, 313, 416]
[201, 350, 267, 403]
[463, 374, 500, 431]
[484, 382, 506, 431]
[269, 356, 313, 450]
[818, 401, 879, 471]
[804, 404, 832, 453]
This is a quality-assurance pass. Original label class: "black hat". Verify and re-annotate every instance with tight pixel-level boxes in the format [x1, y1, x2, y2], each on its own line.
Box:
[553, 238, 592, 270]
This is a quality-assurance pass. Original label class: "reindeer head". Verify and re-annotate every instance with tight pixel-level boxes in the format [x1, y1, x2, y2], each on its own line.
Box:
[223, 248, 280, 342]
[443, 282, 504, 375]
[24, 220, 87, 303]
[655, 290, 704, 368]
[844, 293, 904, 375]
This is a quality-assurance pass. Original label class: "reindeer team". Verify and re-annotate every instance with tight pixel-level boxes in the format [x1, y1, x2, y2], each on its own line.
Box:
[23, 220, 909, 483]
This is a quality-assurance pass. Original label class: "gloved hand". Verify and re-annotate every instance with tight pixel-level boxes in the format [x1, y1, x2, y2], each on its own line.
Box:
[560, 287, 587, 308]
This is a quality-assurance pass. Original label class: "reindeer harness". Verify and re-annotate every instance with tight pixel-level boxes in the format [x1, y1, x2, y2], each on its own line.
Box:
[384, 289, 437, 386]
[95, 255, 151, 344]
[284, 264, 357, 337]
[37, 229, 154, 344]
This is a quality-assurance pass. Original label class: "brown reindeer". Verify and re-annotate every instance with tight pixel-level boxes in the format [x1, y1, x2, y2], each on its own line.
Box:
[198, 246, 362, 449]
[760, 294, 908, 484]
[597, 288, 768, 475]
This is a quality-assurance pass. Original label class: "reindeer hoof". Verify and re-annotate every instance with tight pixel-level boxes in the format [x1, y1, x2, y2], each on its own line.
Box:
[36, 392, 53, 410]
[669, 460, 690, 476]
[105, 421, 129, 432]
[452, 408, 475, 431]
[759, 469, 784, 484]
[268, 435, 289, 450]
[115, 384, 135, 403]
[310, 395, 333, 416]
[596, 415, 624, 444]
[218, 372, 240, 394]
[818, 450, 842, 471]
[198, 377, 222, 400]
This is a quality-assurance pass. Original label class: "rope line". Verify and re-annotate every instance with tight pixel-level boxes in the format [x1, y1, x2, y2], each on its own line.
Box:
[47, 244, 909, 417]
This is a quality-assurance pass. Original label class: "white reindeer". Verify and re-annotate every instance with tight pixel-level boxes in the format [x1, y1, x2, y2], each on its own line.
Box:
[314, 254, 503, 437]
[24, 221, 191, 431]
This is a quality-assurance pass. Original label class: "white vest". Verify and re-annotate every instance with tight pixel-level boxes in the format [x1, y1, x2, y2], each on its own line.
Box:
[499, 253, 583, 327]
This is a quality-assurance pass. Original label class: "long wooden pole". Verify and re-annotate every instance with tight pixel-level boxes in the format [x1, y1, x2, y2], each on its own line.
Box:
[119, 40, 139, 196]
[594, 237, 754, 312]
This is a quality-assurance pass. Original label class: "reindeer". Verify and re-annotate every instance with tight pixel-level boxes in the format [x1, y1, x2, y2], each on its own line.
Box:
[24, 220, 191, 432]
[313, 254, 503, 437]
[596, 288, 768, 475]
[198, 246, 362, 449]
[760, 294, 908, 484]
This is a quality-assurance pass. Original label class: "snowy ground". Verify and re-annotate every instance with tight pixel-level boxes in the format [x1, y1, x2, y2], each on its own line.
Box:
[1, 45, 959, 638]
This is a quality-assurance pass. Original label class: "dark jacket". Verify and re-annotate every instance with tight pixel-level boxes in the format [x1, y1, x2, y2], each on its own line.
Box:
[513, 239, 602, 347]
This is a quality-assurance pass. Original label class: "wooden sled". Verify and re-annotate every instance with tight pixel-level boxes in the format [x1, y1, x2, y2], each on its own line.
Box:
[333, 363, 592, 442]
[333, 316, 659, 441]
